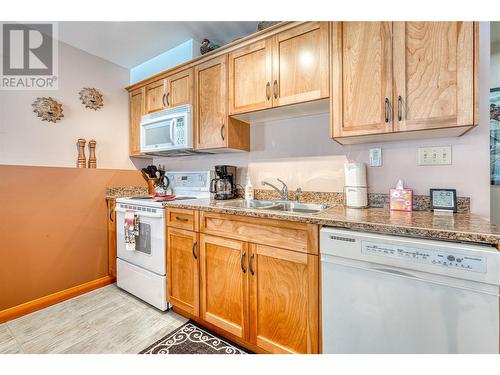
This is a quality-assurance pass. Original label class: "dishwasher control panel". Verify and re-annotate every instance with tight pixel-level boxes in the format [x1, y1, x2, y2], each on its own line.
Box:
[362, 241, 487, 273]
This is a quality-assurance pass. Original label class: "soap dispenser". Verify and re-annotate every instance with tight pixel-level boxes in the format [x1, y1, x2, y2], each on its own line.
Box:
[244, 174, 254, 201]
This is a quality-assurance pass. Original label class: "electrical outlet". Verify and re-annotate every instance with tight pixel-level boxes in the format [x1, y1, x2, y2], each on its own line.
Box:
[417, 146, 452, 166]
[369, 148, 382, 167]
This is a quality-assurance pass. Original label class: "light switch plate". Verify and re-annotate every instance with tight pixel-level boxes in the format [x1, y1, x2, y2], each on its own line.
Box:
[417, 146, 452, 166]
[369, 148, 382, 167]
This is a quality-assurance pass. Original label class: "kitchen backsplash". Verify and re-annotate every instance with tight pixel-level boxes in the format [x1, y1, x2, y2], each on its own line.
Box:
[153, 112, 488, 216]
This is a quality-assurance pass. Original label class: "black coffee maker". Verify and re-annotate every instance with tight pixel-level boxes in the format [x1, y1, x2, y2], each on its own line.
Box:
[210, 165, 237, 200]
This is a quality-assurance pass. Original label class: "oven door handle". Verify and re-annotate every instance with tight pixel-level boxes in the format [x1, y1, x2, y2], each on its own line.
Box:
[115, 207, 164, 218]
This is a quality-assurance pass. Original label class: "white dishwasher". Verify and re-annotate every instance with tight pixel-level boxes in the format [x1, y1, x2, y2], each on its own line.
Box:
[320, 227, 500, 354]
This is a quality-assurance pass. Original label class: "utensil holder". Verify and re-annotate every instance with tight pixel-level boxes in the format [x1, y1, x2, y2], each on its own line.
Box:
[146, 178, 158, 194]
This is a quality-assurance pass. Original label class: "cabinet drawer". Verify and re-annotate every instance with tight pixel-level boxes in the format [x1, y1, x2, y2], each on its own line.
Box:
[167, 208, 199, 231]
[200, 212, 318, 255]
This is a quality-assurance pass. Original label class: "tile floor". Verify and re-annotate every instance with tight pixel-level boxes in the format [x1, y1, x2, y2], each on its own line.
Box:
[0, 284, 187, 354]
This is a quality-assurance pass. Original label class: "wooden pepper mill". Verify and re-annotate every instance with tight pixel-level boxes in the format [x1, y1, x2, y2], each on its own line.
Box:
[77, 138, 87, 168]
[88, 139, 97, 168]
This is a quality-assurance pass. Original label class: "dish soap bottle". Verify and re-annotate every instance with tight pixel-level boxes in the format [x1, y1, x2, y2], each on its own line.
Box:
[244, 174, 254, 201]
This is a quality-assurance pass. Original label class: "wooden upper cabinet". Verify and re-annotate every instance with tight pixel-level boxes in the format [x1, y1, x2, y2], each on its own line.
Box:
[393, 22, 474, 131]
[195, 55, 228, 149]
[145, 79, 166, 114]
[129, 87, 144, 156]
[331, 22, 393, 138]
[248, 244, 319, 354]
[165, 68, 193, 108]
[167, 227, 199, 317]
[200, 234, 249, 340]
[194, 56, 249, 151]
[229, 39, 273, 115]
[273, 22, 329, 107]
[228, 22, 329, 116]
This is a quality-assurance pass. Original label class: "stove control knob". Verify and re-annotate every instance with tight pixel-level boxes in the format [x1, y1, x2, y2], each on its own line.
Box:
[447, 255, 455, 262]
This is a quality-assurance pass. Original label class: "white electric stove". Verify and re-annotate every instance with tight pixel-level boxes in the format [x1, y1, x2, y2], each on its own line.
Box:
[115, 171, 212, 310]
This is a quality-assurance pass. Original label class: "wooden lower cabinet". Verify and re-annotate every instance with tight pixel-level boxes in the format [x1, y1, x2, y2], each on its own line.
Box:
[195, 231, 319, 353]
[167, 227, 199, 317]
[199, 234, 249, 340]
[106, 199, 117, 278]
[168, 212, 320, 353]
[248, 244, 319, 354]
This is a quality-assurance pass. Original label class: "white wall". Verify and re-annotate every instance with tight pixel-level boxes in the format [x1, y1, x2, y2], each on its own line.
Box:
[0, 40, 138, 170]
[155, 23, 491, 218]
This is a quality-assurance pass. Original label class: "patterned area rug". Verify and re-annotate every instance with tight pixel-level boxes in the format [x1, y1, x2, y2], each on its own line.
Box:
[139, 320, 250, 354]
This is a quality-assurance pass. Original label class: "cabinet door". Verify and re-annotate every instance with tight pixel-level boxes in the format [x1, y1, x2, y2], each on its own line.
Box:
[331, 22, 393, 138]
[145, 79, 166, 114]
[166, 68, 193, 108]
[228, 39, 273, 115]
[272, 22, 329, 107]
[393, 22, 474, 131]
[194, 55, 228, 149]
[248, 244, 319, 354]
[200, 234, 248, 339]
[129, 88, 144, 156]
[167, 227, 199, 316]
[107, 200, 117, 278]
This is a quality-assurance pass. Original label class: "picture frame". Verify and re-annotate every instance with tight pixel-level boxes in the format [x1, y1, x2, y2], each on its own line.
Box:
[430, 188, 457, 213]
[490, 87, 500, 185]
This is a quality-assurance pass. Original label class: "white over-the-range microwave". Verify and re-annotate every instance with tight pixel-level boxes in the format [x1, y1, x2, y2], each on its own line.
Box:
[140, 104, 195, 156]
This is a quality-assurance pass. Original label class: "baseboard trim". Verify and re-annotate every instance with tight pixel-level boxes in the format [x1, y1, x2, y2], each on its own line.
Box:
[0, 276, 115, 323]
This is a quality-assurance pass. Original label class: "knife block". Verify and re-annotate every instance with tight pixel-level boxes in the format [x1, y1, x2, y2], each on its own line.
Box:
[77, 139, 87, 168]
[88, 139, 97, 168]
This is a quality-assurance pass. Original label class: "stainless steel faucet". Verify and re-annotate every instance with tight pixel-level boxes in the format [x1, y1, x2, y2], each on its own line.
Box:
[261, 178, 289, 200]
[294, 187, 303, 202]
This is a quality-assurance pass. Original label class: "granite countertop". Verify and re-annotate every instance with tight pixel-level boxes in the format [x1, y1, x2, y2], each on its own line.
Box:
[106, 186, 148, 199]
[161, 198, 500, 247]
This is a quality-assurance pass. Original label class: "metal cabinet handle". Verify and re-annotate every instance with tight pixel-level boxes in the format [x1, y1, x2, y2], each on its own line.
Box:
[266, 82, 271, 100]
[384, 98, 390, 123]
[240, 251, 246, 273]
[249, 253, 255, 276]
[220, 122, 225, 141]
[273, 80, 278, 99]
[166, 92, 170, 106]
[109, 205, 114, 222]
[397, 95, 403, 121]
[162, 93, 167, 107]
[175, 216, 189, 222]
[192, 241, 198, 260]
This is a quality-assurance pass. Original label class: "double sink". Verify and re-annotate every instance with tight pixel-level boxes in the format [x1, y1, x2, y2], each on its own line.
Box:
[217, 199, 328, 214]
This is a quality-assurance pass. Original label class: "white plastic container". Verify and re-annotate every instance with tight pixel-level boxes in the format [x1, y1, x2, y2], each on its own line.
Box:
[344, 186, 368, 208]
[344, 163, 367, 187]
[344, 163, 368, 208]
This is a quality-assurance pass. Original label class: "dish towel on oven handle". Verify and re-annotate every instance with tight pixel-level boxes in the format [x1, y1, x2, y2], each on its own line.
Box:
[124, 209, 139, 251]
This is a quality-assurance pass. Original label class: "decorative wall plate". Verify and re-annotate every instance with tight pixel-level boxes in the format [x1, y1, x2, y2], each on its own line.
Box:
[79, 87, 103, 110]
[32, 97, 64, 123]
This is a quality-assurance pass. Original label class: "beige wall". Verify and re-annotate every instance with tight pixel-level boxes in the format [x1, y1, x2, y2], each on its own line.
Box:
[0, 40, 142, 170]
[0, 38, 149, 312]
[0, 165, 145, 311]
[156, 23, 491, 218]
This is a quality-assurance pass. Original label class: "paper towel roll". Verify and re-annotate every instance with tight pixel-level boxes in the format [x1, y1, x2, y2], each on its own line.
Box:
[344, 163, 367, 187]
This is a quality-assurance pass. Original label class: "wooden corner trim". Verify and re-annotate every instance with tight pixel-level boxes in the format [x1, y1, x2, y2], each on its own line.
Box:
[0, 276, 115, 324]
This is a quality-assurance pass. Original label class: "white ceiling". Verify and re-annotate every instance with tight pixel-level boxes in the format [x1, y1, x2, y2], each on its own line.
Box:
[57, 22, 258, 68]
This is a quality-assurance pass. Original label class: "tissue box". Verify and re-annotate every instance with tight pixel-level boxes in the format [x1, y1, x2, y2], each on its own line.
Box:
[389, 189, 413, 212]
